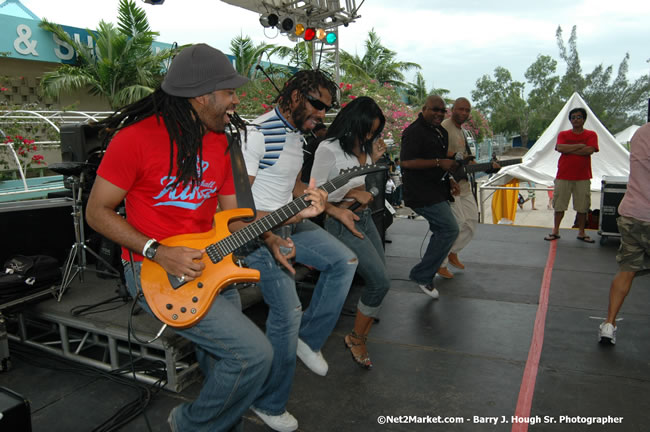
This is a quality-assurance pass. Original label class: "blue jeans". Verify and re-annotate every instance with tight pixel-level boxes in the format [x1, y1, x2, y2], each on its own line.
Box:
[244, 220, 357, 415]
[409, 201, 459, 284]
[325, 208, 390, 317]
[123, 261, 273, 432]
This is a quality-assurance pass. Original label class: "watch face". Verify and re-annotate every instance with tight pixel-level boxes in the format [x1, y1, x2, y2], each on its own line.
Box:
[145, 242, 159, 259]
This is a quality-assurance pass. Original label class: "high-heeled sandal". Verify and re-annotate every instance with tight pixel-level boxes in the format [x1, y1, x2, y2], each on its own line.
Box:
[344, 331, 373, 369]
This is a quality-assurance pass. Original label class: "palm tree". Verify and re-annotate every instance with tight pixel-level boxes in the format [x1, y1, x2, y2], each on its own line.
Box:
[339, 29, 421, 87]
[39, 0, 174, 109]
[230, 35, 299, 80]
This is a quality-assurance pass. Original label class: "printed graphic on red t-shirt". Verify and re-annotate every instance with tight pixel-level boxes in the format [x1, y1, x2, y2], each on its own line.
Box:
[97, 116, 235, 260]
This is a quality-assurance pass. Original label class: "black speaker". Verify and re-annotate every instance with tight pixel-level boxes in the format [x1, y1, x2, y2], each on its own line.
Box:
[0, 387, 31, 432]
[60, 123, 104, 162]
[364, 160, 392, 245]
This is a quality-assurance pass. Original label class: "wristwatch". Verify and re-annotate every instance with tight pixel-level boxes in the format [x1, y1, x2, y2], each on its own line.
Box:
[143, 240, 161, 260]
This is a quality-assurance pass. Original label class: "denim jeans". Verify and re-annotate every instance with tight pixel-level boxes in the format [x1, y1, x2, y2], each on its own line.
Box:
[123, 261, 273, 432]
[409, 201, 459, 284]
[244, 220, 357, 415]
[325, 208, 390, 317]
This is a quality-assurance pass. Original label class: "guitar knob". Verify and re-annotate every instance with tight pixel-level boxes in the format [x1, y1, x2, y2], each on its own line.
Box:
[197, 282, 204, 288]
[180, 307, 187, 313]
[191, 308, 197, 314]
[166, 304, 173, 310]
[192, 297, 198, 303]
[172, 314, 178, 320]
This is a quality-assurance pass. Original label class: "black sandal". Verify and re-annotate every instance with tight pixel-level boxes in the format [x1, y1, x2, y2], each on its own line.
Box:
[344, 331, 373, 370]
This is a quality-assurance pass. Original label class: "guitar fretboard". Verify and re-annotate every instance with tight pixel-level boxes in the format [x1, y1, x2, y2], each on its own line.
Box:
[205, 165, 385, 263]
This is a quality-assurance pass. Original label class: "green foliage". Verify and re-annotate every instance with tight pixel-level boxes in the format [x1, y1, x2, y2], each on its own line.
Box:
[463, 109, 494, 142]
[229, 35, 296, 79]
[338, 80, 417, 147]
[38, 0, 174, 109]
[236, 78, 281, 117]
[0, 135, 45, 172]
[339, 29, 421, 87]
[472, 25, 650, 144]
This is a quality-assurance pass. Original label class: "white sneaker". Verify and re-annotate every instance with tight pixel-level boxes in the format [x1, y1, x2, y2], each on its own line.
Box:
[599, 322, 617, 345]
[251, 407, 298, 432]
[419, 283, 439, 299]
[296, 338, 328, 376]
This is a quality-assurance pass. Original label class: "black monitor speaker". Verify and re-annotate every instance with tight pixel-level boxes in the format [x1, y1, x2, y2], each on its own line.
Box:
[364, 159, 392, 246]
[60, 123, 104, 162]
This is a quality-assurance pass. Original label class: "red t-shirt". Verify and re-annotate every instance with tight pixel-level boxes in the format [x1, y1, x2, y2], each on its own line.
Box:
[556, 129, 599, 180]
[97, 115, 235, 260]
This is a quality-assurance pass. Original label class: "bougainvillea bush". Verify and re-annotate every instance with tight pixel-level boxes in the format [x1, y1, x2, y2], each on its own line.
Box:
[0, 135, 46, 173]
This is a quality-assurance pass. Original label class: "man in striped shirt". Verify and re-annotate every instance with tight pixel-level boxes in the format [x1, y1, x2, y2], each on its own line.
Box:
[241, 70, 358, 432]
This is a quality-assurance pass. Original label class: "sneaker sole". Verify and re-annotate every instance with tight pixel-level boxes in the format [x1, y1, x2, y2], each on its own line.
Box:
[599, 336, 615, 345]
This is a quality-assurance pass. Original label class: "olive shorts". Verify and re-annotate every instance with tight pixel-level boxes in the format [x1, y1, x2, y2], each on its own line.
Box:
[552, 179, 591, 213]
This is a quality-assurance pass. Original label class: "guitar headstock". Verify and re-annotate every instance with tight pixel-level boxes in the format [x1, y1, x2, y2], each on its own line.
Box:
[338, 163, 388, 180]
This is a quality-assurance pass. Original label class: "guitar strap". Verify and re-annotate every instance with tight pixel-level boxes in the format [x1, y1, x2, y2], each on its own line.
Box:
[226, 131, 257, 222]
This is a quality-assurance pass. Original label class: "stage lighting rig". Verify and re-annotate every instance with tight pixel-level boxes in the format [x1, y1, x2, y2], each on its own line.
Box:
[259, 12, 279, 28]
[278, 15, 295, 33]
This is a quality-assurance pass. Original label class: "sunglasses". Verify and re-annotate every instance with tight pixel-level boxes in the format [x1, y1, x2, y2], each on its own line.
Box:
[570, 115, 583, 120]
[305, 94, 332, 113]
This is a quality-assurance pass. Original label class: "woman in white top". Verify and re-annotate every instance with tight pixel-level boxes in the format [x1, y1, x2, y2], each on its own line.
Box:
[311, 96, 389, 369]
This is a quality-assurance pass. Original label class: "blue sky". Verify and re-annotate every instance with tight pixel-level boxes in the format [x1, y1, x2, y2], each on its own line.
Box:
[19, 0, 650, 101]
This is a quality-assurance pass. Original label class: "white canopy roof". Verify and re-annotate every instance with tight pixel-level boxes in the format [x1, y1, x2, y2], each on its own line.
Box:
[614, 125, 641, 144]
[483, 92, 630, 191]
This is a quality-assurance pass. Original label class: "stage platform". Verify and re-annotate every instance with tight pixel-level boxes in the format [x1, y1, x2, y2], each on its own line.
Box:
[1, 218, 649, 431]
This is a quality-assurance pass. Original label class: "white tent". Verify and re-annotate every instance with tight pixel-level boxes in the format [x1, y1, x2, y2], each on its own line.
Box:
[614, 125, 641, 145]
[483, 92, 630, 191]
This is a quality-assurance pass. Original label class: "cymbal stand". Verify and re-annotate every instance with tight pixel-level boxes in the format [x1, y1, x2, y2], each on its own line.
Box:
[57, 174, 120, 301]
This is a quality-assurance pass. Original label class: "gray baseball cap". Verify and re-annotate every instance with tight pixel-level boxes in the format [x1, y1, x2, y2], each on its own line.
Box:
[161, 43, 249, 97]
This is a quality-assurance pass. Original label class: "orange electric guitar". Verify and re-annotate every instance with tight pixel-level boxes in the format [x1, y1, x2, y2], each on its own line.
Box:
[140, 164, 387, 328]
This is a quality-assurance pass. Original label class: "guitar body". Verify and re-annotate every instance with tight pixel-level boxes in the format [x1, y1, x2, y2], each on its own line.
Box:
[141, 208, 260, 329]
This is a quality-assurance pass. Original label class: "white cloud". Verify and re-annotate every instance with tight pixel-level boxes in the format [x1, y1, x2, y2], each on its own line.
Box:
[20, 0, 650, 100]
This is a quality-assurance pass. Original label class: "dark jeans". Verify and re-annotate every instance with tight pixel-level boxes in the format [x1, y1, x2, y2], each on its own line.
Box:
[409, 201, 459, 284]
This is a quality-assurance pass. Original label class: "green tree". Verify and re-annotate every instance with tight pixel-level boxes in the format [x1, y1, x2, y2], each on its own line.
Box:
[229, 35, 294, 79]
[275, 41, 315, 70]
[555, 25, 650, 132]
[556, 26, 585, 98]
[473, 26, 649, 144]
[339, 29, 421, 87]
[404, 72, 450, 107]
[39, 0, 173, 109]
[472, 67, 532, 145]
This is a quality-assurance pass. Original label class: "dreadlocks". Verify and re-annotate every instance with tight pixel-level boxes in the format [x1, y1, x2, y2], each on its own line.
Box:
[95, 88, 206, 190]
[275, 70, 339, 113]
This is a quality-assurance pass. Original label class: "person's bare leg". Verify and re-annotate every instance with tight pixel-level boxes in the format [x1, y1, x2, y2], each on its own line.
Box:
[605, 271, 636, 324]
[552, 211, 564, 235]
[576, 212, 587, 238]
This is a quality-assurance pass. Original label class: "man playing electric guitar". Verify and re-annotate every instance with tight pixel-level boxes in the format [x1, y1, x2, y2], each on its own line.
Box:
[236, 70, 358, 432]
[85, 44, 326, 432]
[438, 97, 500, 279]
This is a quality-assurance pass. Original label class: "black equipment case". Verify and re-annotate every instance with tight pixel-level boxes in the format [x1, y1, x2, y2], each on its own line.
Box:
[0, 387, 32, 431]
[598, 176, 628, 245]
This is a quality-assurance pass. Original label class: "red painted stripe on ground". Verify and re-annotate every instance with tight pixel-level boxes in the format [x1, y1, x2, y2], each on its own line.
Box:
[511, 239, 557, 432]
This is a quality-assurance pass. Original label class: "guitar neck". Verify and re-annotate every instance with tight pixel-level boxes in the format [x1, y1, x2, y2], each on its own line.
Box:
[211, 176, 347, 256]
[465, 158, 521, 174]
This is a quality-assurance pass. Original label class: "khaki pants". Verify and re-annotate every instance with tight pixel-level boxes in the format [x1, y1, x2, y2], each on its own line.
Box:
[552, 179, 590, 213]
